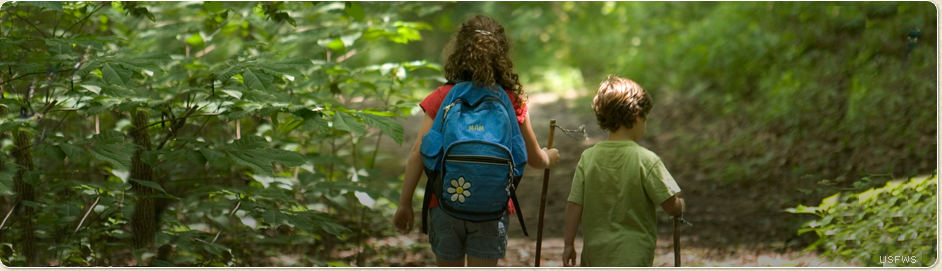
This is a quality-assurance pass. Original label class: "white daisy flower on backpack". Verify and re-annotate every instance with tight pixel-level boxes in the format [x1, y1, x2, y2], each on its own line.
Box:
[447, 177, 472, 203]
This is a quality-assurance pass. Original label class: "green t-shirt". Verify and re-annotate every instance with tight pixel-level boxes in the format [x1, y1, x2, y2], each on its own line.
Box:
[567, 140, 681, 267]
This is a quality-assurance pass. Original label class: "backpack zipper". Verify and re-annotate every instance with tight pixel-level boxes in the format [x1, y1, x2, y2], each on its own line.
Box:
[440, 99, 462, 131]
[440, 96, 505, 131]
[508, 161, 515, 190]
[444, 155, 516, 190]
[445, 155, 511, 165]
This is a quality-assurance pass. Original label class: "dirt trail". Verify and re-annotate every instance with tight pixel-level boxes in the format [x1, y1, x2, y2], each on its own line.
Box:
[386, 93, 847, 267]
[369, 229, 843, 267]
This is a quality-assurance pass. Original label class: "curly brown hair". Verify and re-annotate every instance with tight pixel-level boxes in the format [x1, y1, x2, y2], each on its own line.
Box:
[592, 75, 653, 132]
[443, 15, 526, 108]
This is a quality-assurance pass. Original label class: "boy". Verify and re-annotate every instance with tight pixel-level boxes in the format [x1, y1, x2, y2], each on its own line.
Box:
[562, 75, 685, 267]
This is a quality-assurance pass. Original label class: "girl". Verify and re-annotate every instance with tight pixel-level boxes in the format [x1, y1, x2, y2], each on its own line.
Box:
[392, 15, 560, 267]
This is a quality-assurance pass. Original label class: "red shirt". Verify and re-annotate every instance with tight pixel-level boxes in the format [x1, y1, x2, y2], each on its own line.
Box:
[419, 84, 528, 214]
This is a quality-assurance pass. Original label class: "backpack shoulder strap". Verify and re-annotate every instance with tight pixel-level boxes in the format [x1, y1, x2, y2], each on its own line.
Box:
[510, 176, 528, 236]
[421, 168, 436, 234]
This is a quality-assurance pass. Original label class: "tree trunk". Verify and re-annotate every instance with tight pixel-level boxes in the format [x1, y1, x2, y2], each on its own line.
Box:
[130, 111, 156, 249]
[12, 129, 36, 266]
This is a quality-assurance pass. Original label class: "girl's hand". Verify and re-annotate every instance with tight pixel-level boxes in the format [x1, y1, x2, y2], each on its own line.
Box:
[543, 147, 560, 169]
[393, 205, 414, 234]
[563, 245, 577, 267]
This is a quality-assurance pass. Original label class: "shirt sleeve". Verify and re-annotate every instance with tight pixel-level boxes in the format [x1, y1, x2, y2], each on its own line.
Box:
[419, 85, 450, 118]
[567, 154, 586, 205]
[507, 91, 528, 124]
[515, 103, 528, 124]
[642, 159, 681, 206]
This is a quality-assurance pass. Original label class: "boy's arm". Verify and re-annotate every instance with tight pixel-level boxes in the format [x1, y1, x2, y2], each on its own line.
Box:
[563, 201, 583, 267]
[660, 194, 686, 217]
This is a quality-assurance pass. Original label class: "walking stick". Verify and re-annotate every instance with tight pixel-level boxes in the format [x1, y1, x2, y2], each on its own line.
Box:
[535, 119, 556, 267]
[673, 216, 681, 267]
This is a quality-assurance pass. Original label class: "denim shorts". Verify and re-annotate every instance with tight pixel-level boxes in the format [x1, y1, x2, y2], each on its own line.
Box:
[428, 207, 509, 262]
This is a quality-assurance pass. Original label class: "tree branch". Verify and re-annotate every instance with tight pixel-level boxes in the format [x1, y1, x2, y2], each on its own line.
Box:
[0, 68, 75, 86]
[156, 106, 200, 150]
[128, 112, 219, 134]
[211, 201, 242, 244]
[73, 197, 100, 233]
[61, 3, 107, 38]
[51, 15, 61, 38]
[370, 80, 396, 169]
[0, 202, 17, 231]
[12, 13, 49, 38]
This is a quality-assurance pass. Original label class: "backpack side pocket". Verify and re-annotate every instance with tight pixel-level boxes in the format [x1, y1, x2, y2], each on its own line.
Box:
[420, 130, 443, 234]
[511, 133, 527, 176]
[420, 130, 443, 170]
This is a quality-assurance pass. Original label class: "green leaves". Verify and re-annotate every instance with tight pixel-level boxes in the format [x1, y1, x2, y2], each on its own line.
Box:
[325, 38, 345, 53]
[223, 136, 305, 175]
[0, 1, 441, 267]
[57, 142, 84, 157]
[80, 84, 102, 95]
[241, 68, 273, 91]
[788, 175, 938, 266]
[231, 135, 268, 149]
[266, 149, 306, 167]
[200, 148, 225, 164]
[330, 111, 365, 137]
[0, 166, 14, 193]
[100, 63, 133, 87]
[16, 1, 63, 12]
[227, 151, 265, 173]
[204, 1, 225, 14]
[141, 150, 159, 166]
[185, 33, 204, 48]
[131, 178, 167, 193]
[344, 2, 365, 21]
[88, 131, 134, 170]
[357, 111, 404, 145]
[783, 204, 818, 214]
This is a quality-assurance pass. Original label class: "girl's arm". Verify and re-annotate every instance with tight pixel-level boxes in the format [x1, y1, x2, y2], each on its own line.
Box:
[519, 112, 560, 169]
[393, 113, 435, 234]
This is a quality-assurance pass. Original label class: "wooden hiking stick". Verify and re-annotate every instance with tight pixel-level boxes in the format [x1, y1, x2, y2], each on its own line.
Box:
[674, 216, 681, 267]
[533, 120, 586, 267]
[535, 119, 555, 267]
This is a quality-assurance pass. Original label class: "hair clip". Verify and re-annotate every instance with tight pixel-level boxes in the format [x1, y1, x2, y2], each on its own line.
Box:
[475, 30, 493, 35]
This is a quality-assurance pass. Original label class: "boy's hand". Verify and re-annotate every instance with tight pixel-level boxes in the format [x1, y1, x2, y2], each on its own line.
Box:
[543, 147, 560, 169]
[661, 195, 685, 217]
[563, 245, 577, 267]
[392, 205, 414, 234]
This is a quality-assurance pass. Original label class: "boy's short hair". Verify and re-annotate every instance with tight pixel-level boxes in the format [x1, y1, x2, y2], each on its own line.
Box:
[592, 75, 653, 132]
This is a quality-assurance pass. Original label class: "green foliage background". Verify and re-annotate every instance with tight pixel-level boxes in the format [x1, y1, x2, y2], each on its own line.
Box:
[0, 1, 936, 267]
[0, 1, 444, 267]
[787, 175, 937, 266]
[408, 1, 936, 187]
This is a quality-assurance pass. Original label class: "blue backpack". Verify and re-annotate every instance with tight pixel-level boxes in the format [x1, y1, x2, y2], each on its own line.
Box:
[420, 81, 529, 236]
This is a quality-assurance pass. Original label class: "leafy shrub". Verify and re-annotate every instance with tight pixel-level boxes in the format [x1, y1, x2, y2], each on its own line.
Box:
[786, 175, 937, 266]
[0, 1, 444, 267]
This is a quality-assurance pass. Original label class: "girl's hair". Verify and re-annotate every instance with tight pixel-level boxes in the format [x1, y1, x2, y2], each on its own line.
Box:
[443, 15, 526, 108]
[592, 75, 653, 131]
